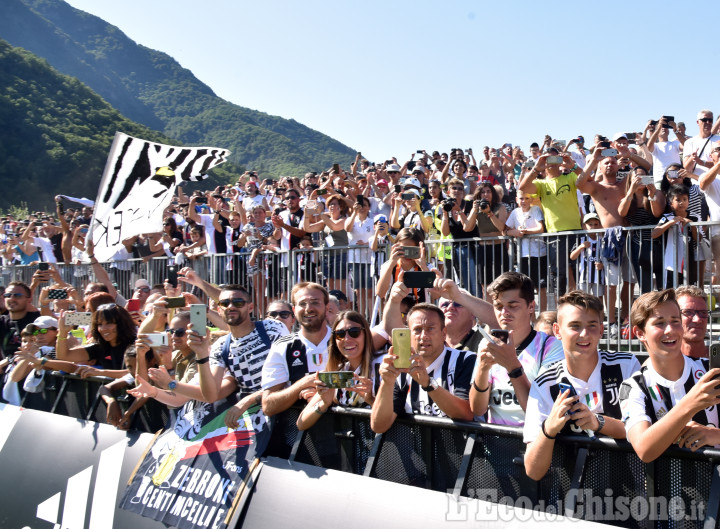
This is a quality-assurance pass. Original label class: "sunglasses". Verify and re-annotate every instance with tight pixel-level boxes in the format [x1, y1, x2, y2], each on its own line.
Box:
[4, 292, 25, 298]
[268, 310, 293, 319]
[135, 286, 151, 292]
[168, 328, 187, 337]
[440, 301, 463, 310]
[699, 118, 713, 123]
[450, 187, 464, 191]
[333, 327, 363, 339]
[218, 298, 249, 308]
[32, 328, 55, 335]
[680, 309, 710, 319]
[286, 196, 300, 200]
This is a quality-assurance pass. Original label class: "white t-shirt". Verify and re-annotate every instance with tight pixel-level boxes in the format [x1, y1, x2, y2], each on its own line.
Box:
[261, 326, 332, 389]
[702, 178, 720, 222]
[242, 194, 266, 213]
[32, 237, 57, 264]
[505, 206, 545, 257]
[684, 135, 720, 176]
[196, 213, 217, 254]
[650, 140, 681, 184]
[347, 215, 374, 263]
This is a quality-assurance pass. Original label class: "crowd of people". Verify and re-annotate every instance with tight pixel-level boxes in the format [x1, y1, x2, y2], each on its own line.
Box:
[0, 110, 719, 494]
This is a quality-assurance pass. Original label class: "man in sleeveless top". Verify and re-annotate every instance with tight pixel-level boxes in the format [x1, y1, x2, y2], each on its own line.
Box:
[261, 282, 331, 417]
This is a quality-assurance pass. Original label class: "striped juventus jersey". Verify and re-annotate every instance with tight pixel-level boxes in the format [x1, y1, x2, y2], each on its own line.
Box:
[393, 346, 475, 418]
[209, 319, 289, 393]
[620, 356, 718, 433]
[523, 350, 641, 443]
[477, 330, 564, 426]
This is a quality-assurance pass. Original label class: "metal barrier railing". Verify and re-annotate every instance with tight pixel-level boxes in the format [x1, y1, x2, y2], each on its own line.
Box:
[5, 220, 720, 342]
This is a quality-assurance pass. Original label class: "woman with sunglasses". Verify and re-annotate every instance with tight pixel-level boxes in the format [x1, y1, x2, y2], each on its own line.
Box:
[55, 303, 137, 378]
[296, 311, 379, 430]
[265, 300, 296, 332]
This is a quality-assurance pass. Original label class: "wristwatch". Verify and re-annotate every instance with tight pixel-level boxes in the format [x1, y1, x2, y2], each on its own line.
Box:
[507, 366, 524, 379]
[422, 378, 439, 392]
[595, 413, 605, 433]
[168, 380, 177, 391]
[313, 402, 326, 415]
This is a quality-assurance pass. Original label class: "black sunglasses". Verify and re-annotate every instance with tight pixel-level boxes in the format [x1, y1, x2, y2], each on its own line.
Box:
[218, 298, 249, 308]
[4, 292, 25, 298]
[168, 328, 187, 337]
[268, 310, 293, 319]
[699, 117, 713, 123]
[333, 327, 363, 339]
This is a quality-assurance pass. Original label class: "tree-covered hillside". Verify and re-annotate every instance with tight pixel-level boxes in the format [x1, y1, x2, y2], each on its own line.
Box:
[0, 38, 236, 209]
[0, 0, 356, 177]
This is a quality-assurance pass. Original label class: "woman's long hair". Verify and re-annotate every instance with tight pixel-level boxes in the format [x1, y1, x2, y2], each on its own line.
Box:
[327, 310, 373, 379]
[624, 167, 653, 217]
[91, 303, 137, 349]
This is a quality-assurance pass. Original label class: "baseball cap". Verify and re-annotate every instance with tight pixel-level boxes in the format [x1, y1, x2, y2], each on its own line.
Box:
[135, 279, 151, 290]
[412, 166, 426, 175]
[328, 290, 348, 302]
[404, 177, 422, 189]
[376, 179, 389, 187]
[33, 316, 59, 329]
[373, 214, 388, 224]
[612, 133, 628, 142]
[386, 164, 402, 173]
[583, 212, 601, 224]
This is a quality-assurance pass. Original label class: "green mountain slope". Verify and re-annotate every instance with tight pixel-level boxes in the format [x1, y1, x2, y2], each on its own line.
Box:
[0, 0, 356, 177]
[0, 38, 186, 209]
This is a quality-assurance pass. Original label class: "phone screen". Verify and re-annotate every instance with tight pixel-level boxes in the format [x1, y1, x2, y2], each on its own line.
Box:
[392, 328, 411, 369]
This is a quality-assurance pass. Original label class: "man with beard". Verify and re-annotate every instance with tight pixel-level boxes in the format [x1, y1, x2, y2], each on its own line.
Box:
[0, 281, 40, 359]
[189, 285, 288, 420]
[261, 282, 331, 417]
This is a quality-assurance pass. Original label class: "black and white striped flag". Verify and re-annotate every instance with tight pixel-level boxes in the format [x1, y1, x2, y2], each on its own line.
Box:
[90, 132, 230, 261]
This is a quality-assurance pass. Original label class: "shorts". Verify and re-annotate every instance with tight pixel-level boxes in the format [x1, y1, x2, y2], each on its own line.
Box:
[600, 256, 634, 286]
[578, 282, 604, 298]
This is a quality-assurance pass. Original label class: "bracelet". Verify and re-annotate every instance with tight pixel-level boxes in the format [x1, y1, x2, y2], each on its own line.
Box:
[88, 255, 95, 259]
[57, 336, 67, 341]
[196, 356, 210, 365]
[541, 419, 557, 440]
[472, 380, 489, 392]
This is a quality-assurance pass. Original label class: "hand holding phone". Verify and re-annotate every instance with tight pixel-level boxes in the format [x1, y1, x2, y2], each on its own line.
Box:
[392, 328, 411, 369]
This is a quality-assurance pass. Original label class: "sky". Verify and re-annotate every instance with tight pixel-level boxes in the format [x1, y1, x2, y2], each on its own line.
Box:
[64, 0, 720, 164]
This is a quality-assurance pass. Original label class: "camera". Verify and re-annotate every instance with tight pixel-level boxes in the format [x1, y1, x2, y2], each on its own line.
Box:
[442, 199, 455, 212]
[479, 199, 490, 210]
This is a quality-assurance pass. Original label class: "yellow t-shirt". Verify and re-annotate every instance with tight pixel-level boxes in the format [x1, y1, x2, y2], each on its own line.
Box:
[533, 172, 582, 232]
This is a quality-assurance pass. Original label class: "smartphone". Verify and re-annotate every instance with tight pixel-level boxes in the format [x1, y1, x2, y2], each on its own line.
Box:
[417, 150, 424, 154]
[65, 312, 92, 326]
[403, 271, 435, 289]
[195, 197, 208, 205]
[641, 175, 655, 186]
[38, 262, 49, 271]
[392, 328, 412, 369]
[190, 304, 207, 337]
[401, 192, 416, 200]
[547, 156, 563, 165]
[662, 115, 674, 123]
[626, 132, 637, 142]
[165, 296, 186, 309]
[667, 170, 679, 180]
[332, 163, 341, 173]
[558, 382, 579, 414]
[468, 175, 478, 181]
[490, 329, 509, 344]
[145, 332, 169, 348]
[601, 148, 619, 157]
[710, 344, 720, 370]
[394, 184, 402, 194]
[316, 188, 328, 196]
[598, 141, 611, 149]
[401, 245, 421, 259]
[306, 200, 318, 210]
[48, 289, 68, 300]
[167, 266, 178, 288]
[126, 299, 141, 312]
[356, 195, 365, 207]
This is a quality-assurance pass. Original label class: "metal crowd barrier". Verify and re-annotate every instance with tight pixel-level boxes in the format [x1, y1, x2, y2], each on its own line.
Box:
[4, 220, 720, 338]
[13, 371, 720, 528]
